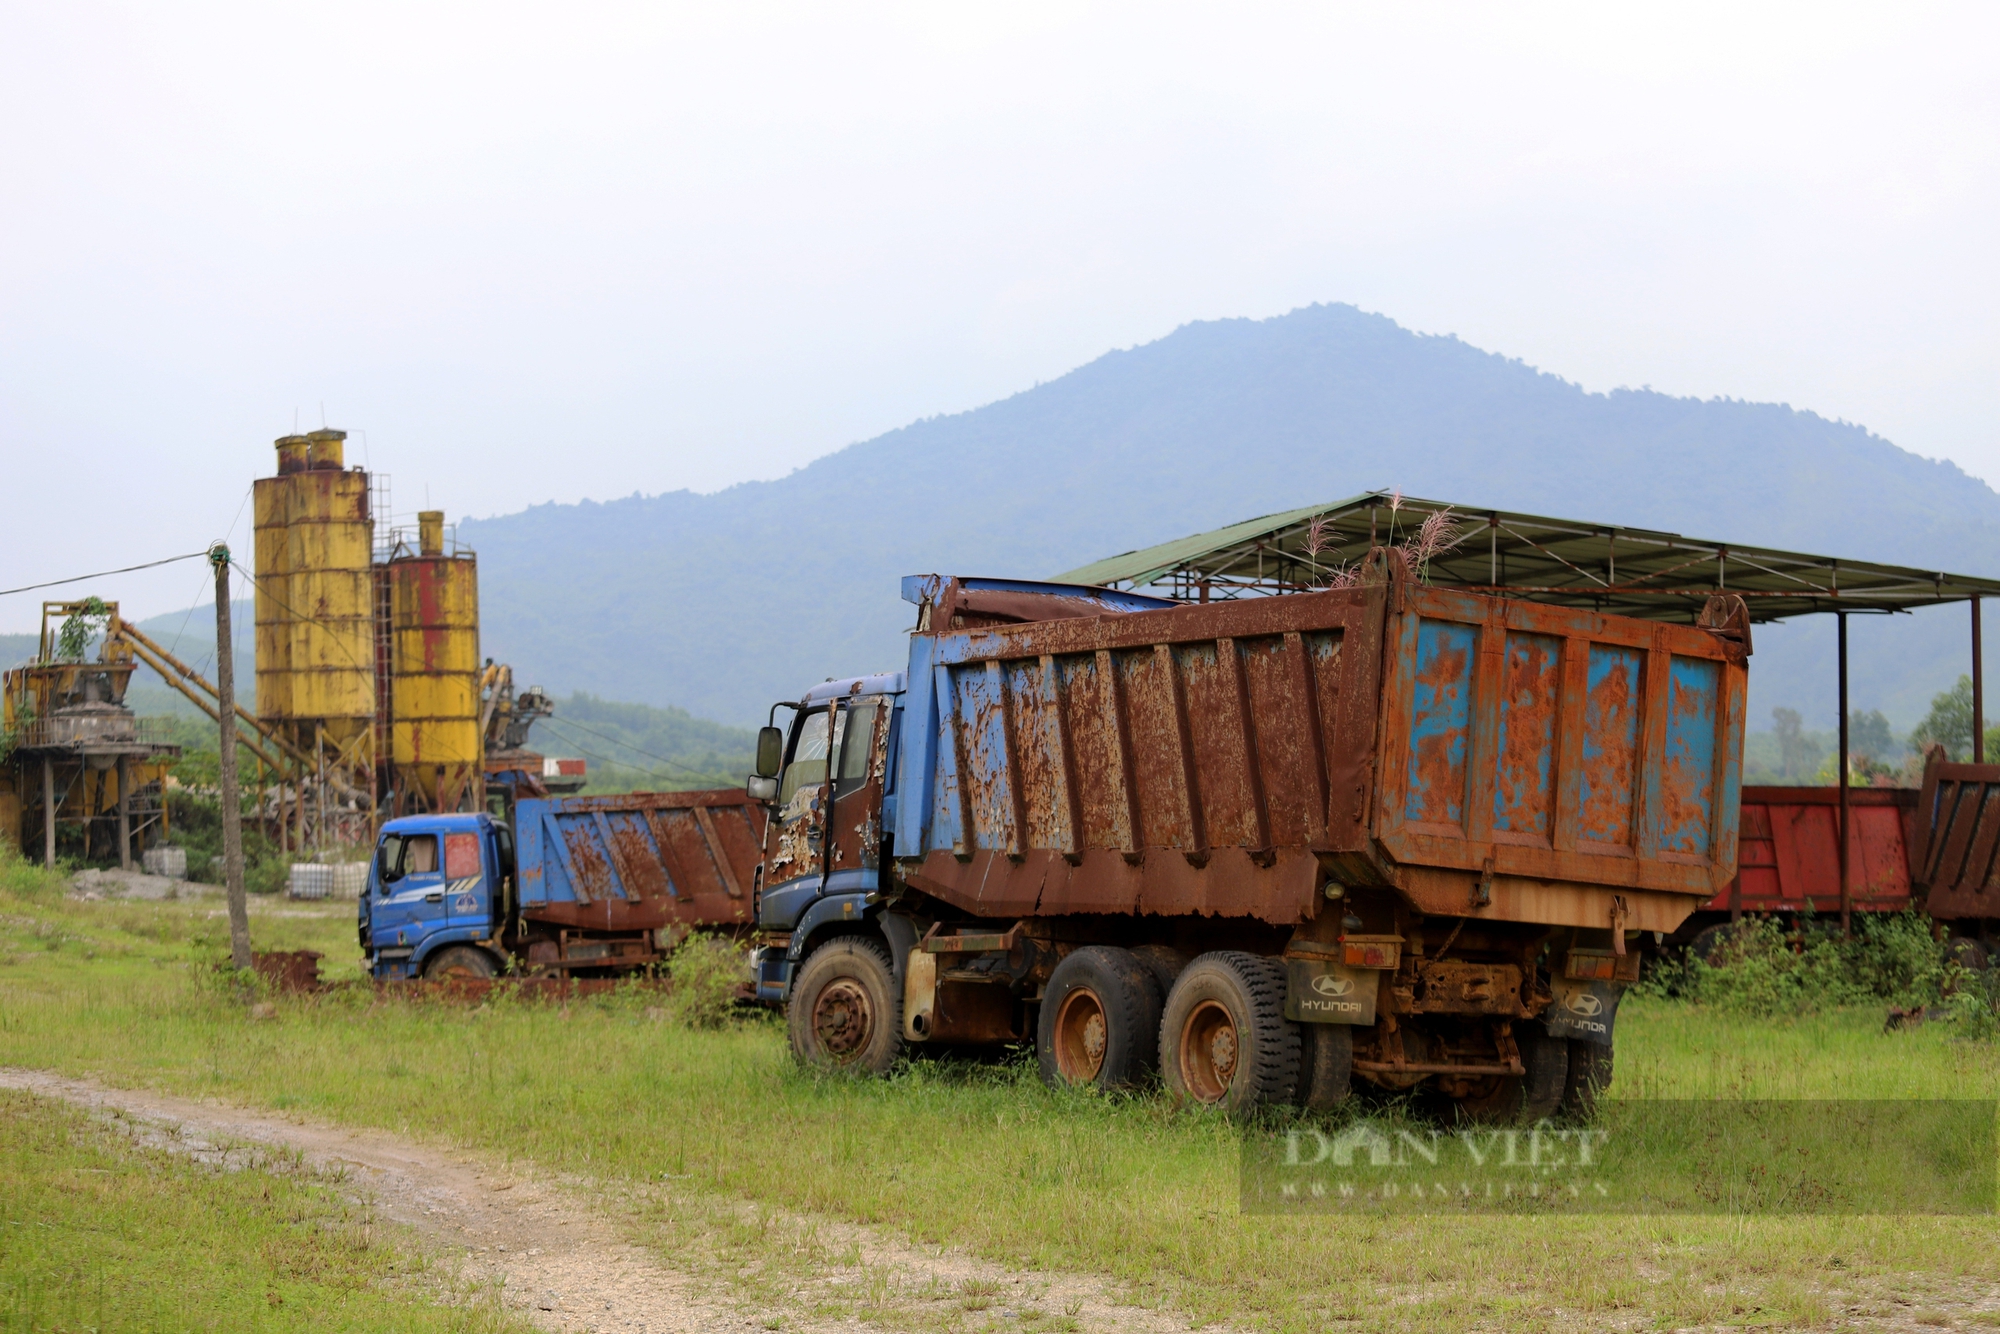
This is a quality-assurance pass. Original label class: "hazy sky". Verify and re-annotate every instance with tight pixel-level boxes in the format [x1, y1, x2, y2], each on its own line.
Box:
[3, 2, 1995, 631]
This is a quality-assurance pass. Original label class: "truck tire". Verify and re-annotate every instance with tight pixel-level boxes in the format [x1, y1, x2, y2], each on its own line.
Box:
[1159, 952, 1299, 1115]
[1562, 1038, 1613, 1118]
[1038, 946, 1164, 1091]
[424, 945, 497, 980]
[1689, 922, 1738, 963]
[1456, 1025, 1568, 1123]
[1130, 944, 1191, 996]
[1294, 1021, 1353, 1111]
[1949, 937, 1991, 973]
[788, 938, 903, 1075]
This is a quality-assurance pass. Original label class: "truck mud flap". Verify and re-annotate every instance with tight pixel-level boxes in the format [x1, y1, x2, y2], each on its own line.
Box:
[1544, 976, 1620, 1045]
[1285, 958, 1379, 1026]
[878, 911, 917, 998]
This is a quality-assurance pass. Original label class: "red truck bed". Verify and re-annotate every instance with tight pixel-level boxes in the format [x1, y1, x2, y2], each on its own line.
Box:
[1706, 786, 1917, 916]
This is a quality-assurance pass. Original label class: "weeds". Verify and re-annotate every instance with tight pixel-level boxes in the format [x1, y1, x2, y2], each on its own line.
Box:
[0, 843, 70, 904]
[663, 932, 749, 1028]
[1640, 910, 1959, 1016]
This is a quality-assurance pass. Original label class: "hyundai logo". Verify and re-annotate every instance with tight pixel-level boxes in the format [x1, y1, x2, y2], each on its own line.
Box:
[1311, 974, 1355, 998]
[1566, 991, 1604, 1017]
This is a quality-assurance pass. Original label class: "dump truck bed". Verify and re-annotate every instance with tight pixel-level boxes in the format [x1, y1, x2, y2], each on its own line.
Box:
[892, 560, 1747, 934]
[516, 789, 766, 931]
[1705, 786, 1916, 917]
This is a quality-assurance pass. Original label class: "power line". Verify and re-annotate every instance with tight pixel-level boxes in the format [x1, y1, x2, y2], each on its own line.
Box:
[535, 730, 739, 789]
[226, 560, 372, 673]
[537, 719, 737, 783]
[0, 551, 209, 599]
[536, 718, 741, 785]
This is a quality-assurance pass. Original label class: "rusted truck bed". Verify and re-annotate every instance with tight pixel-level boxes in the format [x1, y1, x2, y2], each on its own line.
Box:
[516, 788, 766, 932]
[1704, 786, 1917, 918]
[893, 555, 1748, 936]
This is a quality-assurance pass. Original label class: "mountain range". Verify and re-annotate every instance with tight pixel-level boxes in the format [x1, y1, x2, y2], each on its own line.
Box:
[11, 302, 1997, 742]
[461, 303, 2000, 734]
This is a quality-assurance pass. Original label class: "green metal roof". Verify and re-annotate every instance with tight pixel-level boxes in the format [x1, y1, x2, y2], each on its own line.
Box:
[1054, 491, 2000, 623]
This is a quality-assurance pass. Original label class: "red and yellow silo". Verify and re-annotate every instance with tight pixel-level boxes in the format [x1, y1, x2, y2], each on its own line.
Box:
[385, 511, 482, 814]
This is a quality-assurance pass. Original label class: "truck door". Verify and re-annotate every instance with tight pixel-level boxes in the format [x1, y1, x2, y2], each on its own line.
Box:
[442, 829, 491, 935]
[371, 830, 449, 956]
[765, 699, 881, 897]
[823, 699, 884, 885]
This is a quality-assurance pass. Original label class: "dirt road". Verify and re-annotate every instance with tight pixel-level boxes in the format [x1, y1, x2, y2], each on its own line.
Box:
[0, 1067, 1203, 1333]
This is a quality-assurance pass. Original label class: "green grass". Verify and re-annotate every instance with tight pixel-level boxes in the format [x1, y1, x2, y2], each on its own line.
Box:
[0, 1089, 529, 1332]
[4, 849, 2000, 1331]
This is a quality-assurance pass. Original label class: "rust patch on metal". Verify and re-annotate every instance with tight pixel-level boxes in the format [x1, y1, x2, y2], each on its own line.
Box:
[560, 820, 615, 903]
[1910, 755, 2000, 920]
[1404, 623, 1474, 828]
[1380, 959, 1532, 1017]
[604, 814, 671, 901]
[927, 979, 1022, 1043]
[1658, 660, 1719, 855]
[1492, 632, 1560, 840]
[1578, 646, 1642, 847]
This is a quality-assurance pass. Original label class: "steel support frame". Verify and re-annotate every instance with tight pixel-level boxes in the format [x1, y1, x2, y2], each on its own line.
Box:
[1838, 611, 1851, 938]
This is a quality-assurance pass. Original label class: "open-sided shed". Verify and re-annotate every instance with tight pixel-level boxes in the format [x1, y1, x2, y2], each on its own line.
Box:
[1058, 492, 2000, 931]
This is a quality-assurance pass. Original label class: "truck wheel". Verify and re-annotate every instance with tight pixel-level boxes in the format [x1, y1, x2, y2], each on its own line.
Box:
[1689, 922, 1738, 963]
[1456, 1025, 1567, 1124]
[1130, 944, 1191, 996]
[1949, 938, 1991, 973]
[1294, 1021, 1353, 1111]
[1159, 952, 1299, 1115]
[1037, 946, 1164, 1091]
[788, 938, 903, 1075]
[425, 945, 497, 980]
[1562, 1038, 1613, 1118]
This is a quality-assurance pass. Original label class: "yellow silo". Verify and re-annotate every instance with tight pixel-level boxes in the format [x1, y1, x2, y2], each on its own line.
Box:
[387, 511, 482, 814]
[252, 428, 377, 829]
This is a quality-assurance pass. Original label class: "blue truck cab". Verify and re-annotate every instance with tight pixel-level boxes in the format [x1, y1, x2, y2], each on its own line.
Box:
[751, 670, 907, 1003]
[359, 812, 513, 980]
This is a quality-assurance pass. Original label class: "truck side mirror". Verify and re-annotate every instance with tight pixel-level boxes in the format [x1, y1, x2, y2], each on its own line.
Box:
[746, 774, 778, 802]
[755, 725, 784, 779]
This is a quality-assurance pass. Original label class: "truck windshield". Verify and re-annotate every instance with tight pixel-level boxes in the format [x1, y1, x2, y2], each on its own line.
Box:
[780, 709, 841, 805]
[780, 702, 879, 806]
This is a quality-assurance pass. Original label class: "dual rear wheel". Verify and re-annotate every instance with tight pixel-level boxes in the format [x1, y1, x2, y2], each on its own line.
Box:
[1044, 947, 1609, 1120]
[1039, 947, 1309, 1115]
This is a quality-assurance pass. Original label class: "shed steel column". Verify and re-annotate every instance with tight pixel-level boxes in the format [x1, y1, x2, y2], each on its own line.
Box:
[1975, 598, 1985, 764]
[41, 756, 54, 869]
[1838, 611, 1851, 939]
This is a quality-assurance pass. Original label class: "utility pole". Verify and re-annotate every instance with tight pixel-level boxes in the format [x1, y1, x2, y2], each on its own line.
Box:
[212, 544, 252, 970]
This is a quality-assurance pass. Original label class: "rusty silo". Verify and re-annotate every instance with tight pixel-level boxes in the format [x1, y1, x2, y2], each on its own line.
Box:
[253, 428, 377, 840]
[385, 510, 482, 814]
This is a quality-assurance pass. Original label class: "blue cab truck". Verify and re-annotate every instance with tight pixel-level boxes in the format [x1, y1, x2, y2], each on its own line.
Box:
[748, 564, 1749, 1117]
[359, 790, 766, 980]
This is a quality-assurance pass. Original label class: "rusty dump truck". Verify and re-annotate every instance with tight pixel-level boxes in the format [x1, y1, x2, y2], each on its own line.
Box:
[360, 790, 765, 980]
[747, 551, 1749, 1116]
